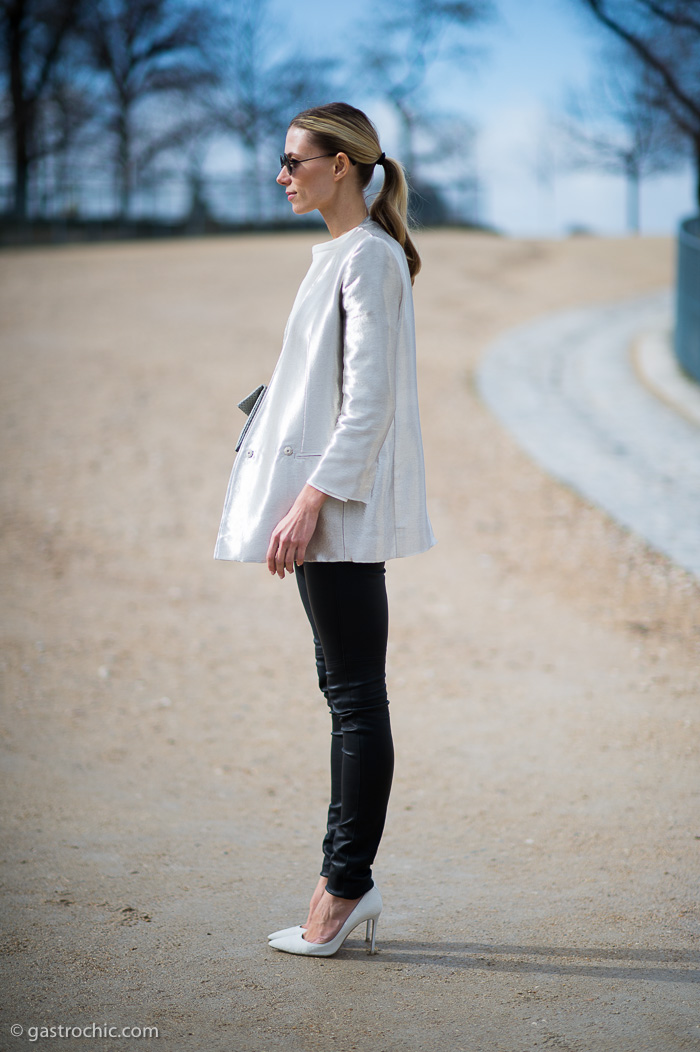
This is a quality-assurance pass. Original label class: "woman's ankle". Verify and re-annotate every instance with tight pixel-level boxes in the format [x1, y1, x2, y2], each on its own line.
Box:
[302, 890, 361, 943]
[303, 876, 329, 927]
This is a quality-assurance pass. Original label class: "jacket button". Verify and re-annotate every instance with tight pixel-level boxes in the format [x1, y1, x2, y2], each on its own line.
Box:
[283, 446, 293, 456]
[246, 449, 254, 458]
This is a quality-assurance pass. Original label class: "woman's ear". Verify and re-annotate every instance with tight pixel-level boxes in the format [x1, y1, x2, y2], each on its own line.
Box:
[333, 153, 352, 180]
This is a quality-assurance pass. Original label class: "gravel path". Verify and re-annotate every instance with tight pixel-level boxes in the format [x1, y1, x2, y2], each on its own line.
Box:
[1, 232, 698, 1052]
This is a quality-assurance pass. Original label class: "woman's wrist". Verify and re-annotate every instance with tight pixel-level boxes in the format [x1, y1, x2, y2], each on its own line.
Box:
[300, 484, 329, 511]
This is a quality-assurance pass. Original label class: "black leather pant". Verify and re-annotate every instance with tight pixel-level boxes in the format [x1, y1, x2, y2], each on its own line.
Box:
[295, 561, 394, 900]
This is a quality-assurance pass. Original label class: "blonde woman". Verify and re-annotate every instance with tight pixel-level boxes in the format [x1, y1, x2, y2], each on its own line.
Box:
[215, 102, 434, 957]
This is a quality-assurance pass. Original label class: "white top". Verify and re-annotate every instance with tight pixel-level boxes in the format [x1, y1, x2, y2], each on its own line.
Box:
[214, 218, 435, 562]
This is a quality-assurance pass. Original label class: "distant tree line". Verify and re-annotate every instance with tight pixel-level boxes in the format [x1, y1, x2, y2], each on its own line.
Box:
[0, 0, 492, 226]
[1, 0, 695, 232]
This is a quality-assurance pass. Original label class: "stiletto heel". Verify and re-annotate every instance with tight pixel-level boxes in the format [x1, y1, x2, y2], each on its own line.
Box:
[367, 916, 378, 954]
[269, 886, 382, 958]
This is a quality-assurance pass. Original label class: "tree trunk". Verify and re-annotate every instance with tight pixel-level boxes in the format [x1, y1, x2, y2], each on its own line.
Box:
[252, 139, 264, 223]
[626, 165, 640, 235]
[8, 2, 29, 219]
[394, 101, 416, 180]
[240, 139, 258, 224]
[117, 110, 131, 220]
[13, 124, 30, 219]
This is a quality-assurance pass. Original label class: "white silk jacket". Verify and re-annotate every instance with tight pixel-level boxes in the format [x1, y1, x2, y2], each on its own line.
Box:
[214, 218, 435, 563]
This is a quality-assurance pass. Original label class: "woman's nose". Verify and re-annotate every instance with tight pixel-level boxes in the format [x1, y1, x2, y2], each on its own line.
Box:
[276, 166, 291, 186]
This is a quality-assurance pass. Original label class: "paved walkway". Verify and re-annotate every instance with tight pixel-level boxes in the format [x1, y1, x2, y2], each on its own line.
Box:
[3, 236, 697, 1052]
[477, 290, 700, 579]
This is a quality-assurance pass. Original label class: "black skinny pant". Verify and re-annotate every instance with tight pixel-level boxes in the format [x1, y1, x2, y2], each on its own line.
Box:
[295, 561, 394, 900]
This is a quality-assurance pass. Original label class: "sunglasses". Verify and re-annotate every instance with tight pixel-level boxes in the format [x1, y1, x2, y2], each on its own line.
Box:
[279, 152, 356, 175]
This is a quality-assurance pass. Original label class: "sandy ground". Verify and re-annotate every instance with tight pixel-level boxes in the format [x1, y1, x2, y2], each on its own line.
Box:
[1, 230, 699, 1052]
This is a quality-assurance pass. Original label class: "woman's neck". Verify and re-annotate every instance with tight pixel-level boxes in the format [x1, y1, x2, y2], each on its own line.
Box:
[321, 196, 369, 239]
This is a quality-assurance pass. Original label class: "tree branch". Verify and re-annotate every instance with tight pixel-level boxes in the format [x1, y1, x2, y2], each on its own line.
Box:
[635, 0, 700, 35]
[583, 0, 700, 126]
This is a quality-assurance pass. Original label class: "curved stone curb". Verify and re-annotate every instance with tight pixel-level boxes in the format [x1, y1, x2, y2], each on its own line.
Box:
[633, 327, 700, 428]
[476, 290, 700, 579]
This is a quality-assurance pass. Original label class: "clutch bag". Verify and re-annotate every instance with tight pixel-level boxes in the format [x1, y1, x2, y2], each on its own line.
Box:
[235, 384, 267, 452]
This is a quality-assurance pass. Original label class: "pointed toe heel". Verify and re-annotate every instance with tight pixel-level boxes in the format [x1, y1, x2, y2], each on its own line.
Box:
[267, 924, 304, 941]
[268, 885, 382, 958]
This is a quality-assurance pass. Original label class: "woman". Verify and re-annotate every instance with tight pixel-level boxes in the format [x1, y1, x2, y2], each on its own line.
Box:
[214, 102, 435, 957]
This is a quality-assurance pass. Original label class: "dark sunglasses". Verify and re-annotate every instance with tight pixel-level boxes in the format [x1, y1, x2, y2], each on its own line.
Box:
[279, 152, 356, 175]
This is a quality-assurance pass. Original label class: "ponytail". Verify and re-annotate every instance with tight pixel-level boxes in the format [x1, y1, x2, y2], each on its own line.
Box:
[289, 102, 422, 284]
[369, 155, 421, 283]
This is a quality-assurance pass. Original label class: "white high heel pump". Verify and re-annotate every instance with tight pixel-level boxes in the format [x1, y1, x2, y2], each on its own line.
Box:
[268, 886, 382, 957]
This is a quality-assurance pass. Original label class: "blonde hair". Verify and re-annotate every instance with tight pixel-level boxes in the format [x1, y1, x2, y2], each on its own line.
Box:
[289, 102, 421, 283]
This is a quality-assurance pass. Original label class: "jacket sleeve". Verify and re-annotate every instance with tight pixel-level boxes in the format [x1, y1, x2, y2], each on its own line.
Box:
[307, 237, 404, 503]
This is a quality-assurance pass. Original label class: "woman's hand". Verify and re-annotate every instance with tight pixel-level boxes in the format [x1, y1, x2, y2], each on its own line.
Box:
[266, 484, 328, 578]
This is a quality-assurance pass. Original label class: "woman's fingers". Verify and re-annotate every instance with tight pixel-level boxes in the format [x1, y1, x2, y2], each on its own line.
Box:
[267, 532, 297, 578]
[279, 540, 294, 577]
[269, 539, 287, 577]
[266, 531, 283, 575]
[266, 486, 326, 578]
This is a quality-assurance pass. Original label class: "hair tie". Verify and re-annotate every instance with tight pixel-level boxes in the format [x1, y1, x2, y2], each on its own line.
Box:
[376, 152, 386, 167]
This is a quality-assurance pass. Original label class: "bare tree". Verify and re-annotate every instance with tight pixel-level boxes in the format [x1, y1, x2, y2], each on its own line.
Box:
[561, 60, 682, 232]
[406, 109, 480, 223]
[354, 0, 493, 177]
[576, 0, 700, 209]
[211, 0, 333, 222]
[0, 0, 84, 217]
[78, 0, 217, 218]
[33, 61, 99, 215]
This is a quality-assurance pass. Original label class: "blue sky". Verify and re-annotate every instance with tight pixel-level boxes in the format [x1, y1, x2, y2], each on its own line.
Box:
[265, 0, 695, 235]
